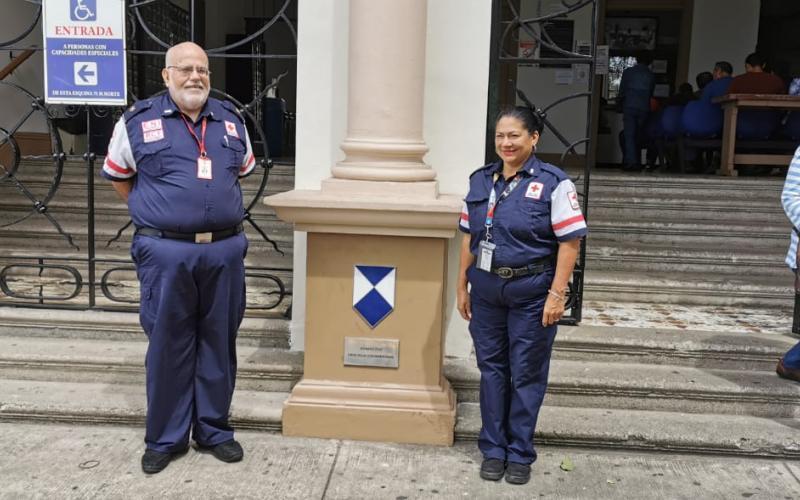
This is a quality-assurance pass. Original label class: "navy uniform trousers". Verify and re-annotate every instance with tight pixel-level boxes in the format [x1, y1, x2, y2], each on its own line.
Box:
[132, 232, 247, 453]
[467, 264, 557, 465]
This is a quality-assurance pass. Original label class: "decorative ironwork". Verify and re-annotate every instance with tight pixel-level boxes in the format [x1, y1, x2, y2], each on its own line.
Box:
[490, 0, 598, 324]
[0, 0, 297, 316]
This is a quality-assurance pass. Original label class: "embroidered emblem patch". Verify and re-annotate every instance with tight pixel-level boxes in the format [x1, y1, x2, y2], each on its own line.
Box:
[525, 182, 544, 200]
[225, 120, 239, 138]
[141, 119, 164, 143]
[353, 265, 396, 328]
[568, 188, 580, 210]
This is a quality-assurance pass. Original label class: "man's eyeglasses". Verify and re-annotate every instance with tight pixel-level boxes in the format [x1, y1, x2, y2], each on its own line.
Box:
[166, 65, 211, 77]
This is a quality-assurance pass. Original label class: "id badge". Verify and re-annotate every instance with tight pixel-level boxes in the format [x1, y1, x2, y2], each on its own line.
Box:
[477, 240, 495, 272]
[197, 156, 213, 180]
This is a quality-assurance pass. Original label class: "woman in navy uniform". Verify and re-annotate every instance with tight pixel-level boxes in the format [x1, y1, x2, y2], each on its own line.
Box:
[456, 106, 587, 485]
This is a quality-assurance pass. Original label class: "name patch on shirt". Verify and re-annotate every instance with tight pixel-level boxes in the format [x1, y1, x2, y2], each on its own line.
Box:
[525, 182, 544, 200]
[141, 119, 164, 143]
[225, 120, 239, 138]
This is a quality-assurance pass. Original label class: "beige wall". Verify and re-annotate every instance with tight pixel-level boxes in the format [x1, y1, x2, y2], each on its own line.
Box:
[687, 0, 760, 79]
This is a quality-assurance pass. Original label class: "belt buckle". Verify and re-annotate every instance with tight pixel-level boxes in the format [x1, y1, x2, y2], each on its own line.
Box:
[195, 232, 213, 244]
[496, 267, 513, 279]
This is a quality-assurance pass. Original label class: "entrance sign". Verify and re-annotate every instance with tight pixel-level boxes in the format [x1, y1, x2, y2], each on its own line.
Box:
[42, 0, 127, 105]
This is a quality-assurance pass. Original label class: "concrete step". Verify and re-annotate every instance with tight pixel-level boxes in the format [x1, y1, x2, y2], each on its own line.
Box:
[0, 378, 284, 432]
[0, 308, 291, 348]
[455, 403, 800, 459]
[553, 325, 796, 371]
[584, 270, 793, 308]
[3, 329, 797, 418]
[589, 219, 789, 241]
[1, 308, 793, 369]
[0, 336, 302, 392]
[575, 173, 783, 202]
[586, 243, 787, 277]
[589, 200, 785, 224]
[1, 377, 796, 458]
[446, 358, 800, 418]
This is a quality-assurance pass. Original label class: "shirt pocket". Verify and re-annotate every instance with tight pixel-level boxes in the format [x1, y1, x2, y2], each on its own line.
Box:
[135, 140, 170, 177]
[464, 192, 489, 233]
[221, 136, 246, 171]
[518, 198, 551, 237]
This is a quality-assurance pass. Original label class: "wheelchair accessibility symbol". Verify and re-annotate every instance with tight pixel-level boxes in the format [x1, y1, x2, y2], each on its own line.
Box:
[70, 0, 97, 22]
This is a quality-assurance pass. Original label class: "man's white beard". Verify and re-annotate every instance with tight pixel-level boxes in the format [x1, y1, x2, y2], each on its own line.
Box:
[174, 89, 209, 113]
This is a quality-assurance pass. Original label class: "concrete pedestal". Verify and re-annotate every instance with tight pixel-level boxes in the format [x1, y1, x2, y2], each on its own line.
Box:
[267, 193, 460, 445]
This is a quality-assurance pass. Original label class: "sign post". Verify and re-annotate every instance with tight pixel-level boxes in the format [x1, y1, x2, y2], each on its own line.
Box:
[42, 0, 127, 105]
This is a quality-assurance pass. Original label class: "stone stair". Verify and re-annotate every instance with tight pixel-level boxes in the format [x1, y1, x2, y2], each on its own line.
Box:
[1, 308, 798, 458]
[575, 171, 793, 309]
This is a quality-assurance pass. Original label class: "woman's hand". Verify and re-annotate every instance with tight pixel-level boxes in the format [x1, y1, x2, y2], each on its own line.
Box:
[542, 292, 566, 326]
[457, 286, 471, 321]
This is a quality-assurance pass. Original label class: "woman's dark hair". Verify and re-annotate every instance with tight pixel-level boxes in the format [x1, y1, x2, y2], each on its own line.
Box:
[495, 106, 544, 135]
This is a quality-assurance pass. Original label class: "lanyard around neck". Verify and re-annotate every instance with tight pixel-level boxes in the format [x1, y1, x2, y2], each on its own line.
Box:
[180, 114, 208, 158]
[484, 172, 522, 234]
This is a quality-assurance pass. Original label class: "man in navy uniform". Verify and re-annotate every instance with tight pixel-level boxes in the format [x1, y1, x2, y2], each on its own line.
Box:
[103, 41, 256, 474]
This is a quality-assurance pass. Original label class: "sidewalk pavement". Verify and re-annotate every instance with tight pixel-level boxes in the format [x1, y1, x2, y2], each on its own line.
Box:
[2, 423, 799, 499]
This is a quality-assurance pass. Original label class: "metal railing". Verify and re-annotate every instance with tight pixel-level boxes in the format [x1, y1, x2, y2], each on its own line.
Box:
[0, 0, 297, 314]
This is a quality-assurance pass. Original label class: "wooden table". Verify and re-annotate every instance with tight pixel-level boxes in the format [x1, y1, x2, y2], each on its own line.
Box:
[713, 94, 800, 176]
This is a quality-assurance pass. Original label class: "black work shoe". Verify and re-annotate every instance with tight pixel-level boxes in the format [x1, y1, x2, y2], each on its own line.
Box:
[505, 462, 531, 485]
[198, 439, 244, 463]
[479, 458, 505, 481]
[141, 448, 187, 474]
[777, 359, 800, 383]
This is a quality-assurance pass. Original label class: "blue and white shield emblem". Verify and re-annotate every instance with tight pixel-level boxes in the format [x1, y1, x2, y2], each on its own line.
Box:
[353, 265, 395, 328]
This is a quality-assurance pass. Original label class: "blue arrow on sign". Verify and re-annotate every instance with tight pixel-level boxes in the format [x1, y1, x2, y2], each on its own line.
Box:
[77, 64, 95, 83]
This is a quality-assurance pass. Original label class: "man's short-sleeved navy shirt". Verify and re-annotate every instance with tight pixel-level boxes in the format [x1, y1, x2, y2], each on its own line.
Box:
[102, 94, 256, 233]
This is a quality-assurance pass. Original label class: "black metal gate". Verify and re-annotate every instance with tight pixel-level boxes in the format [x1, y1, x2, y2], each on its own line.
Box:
[488, 0, 598, 324]
[0, 0, 296, 314]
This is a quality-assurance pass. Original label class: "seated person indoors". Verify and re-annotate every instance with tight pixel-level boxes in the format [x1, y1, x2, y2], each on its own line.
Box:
[682, 61, 735, 139]
[728, 52, 785, 95]
[704, 61, 734, 100]
[694, 71, 713, 99]
[727, 53, 785, 140]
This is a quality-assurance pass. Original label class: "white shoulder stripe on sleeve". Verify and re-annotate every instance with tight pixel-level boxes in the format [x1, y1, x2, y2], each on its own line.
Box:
[550, 179, 586, 238]
[103, 118, 136, 179]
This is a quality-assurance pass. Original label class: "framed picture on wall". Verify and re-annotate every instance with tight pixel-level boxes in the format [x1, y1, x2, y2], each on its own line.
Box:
[605, 17, 657, 51]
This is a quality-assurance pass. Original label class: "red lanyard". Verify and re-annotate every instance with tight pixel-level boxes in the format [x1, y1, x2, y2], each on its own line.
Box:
[180, 114, 208, 158]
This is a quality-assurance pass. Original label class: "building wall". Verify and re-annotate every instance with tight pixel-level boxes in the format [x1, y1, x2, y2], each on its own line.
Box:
[289, 0, 492, 357]
[688, 0, 760, 79]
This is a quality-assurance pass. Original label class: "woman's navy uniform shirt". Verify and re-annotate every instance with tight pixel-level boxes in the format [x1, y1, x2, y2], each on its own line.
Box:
[459, 155, 587, 268]
[102, 93, 256, 233]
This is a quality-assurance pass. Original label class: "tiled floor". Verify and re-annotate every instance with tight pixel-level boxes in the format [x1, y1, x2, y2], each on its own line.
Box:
[582, 300, 796, 336]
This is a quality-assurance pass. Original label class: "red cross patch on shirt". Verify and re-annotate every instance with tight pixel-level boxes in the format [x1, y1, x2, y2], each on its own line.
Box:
[525, 182, 544, 200]
[225, 120, 239, 138]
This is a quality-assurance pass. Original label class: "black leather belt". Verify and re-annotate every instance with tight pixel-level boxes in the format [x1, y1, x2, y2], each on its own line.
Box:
[135, 223, 243, 244]
[491, 256, 555, 279]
